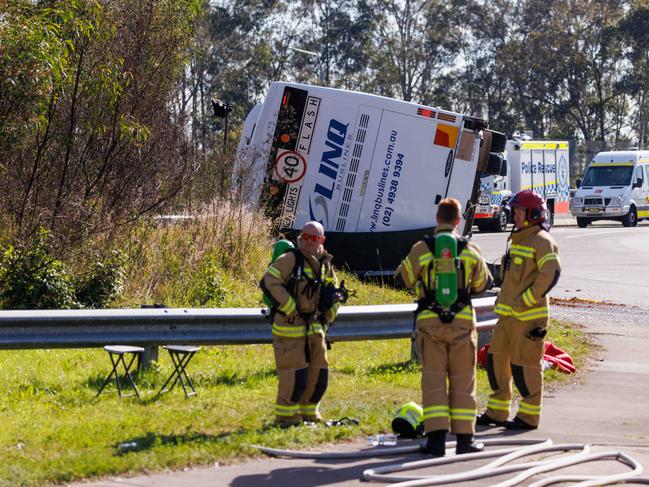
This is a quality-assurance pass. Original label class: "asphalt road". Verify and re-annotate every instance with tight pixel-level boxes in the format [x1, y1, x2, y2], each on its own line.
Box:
[472, 221, 649, 308]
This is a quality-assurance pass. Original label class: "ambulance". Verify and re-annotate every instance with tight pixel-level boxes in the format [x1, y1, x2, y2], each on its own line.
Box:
[236, 81, 505, 273]
[571, 151, 649, 227]
[474, 139, 571, 232]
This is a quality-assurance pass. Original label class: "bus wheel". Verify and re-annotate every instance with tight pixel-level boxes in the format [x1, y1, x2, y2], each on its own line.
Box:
[492, 210, 508, 232]
[577, 217, 589, 228]
[622, 206, 638, 227]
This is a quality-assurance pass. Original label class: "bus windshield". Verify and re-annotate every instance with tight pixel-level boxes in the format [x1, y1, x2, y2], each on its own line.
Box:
[581, 165, 633, 186]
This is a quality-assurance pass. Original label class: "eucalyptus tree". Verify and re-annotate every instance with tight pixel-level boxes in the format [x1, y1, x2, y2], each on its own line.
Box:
[0, 0, 203, 248]
[617, 3, 649, 147]
[366, 0, 461, 103]
[451, 0, 520, 134]
[502, 0, 627, 142]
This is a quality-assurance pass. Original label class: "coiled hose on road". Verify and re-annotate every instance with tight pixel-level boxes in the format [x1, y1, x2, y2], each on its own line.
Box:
[255, 437, 649, 485]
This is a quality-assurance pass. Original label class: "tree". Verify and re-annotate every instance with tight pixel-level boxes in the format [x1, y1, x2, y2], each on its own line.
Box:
[617, 3, 649, 147]
[0, 0, 203, 249]
[366, 0, 461, 103]
[502, 0, 626, 142]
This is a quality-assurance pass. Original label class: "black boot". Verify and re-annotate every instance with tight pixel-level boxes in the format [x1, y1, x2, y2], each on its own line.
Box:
[476, 412, 504, 427]
[455, 434, 484, 454]
[503, 416, 537, 430]
[420, 430, 446, 457]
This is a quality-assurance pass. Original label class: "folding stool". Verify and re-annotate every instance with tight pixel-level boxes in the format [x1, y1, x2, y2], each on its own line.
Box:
[96, 345, 145, 398]
[158, 345, 201, 398]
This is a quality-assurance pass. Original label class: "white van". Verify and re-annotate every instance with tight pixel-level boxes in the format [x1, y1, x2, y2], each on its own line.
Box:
[236, 81, 505, 272]
[571, 151, 649, 227]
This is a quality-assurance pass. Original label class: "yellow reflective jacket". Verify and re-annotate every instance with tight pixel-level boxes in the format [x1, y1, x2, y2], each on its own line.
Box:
[495, 225, 561, 321]
[261, 248, 339, 337]
[394, 224, 492, 326]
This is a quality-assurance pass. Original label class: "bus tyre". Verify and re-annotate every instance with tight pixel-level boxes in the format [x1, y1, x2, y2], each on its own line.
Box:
[622, 206, 638, 227]
[490, 130, 507, 152]
[577, 217, 589, 228]
[486, 153, 503, 175]
[492, 210, 508, 232]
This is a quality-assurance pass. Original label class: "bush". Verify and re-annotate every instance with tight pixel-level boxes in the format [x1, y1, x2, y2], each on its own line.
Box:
[75, 250, 128, 308]
[0, 228, 78, 309]
[188, 256, 228, 307]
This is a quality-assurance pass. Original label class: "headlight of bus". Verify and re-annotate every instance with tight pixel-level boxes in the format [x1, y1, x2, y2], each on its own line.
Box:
[607, 196, 623, 207]
[571, 197, 583, 206]
[478, 194, 490, 205]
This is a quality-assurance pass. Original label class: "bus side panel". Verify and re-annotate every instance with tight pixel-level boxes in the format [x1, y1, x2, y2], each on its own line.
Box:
[292, 97, 358, 231]
[355, 110, 457, 232]
[294, 101, 463, 233]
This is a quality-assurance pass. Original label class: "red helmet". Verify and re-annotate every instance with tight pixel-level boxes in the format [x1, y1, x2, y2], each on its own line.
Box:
[508, 190, 548, 226]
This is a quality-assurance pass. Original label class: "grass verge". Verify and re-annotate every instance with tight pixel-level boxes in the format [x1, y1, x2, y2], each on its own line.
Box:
[0, 319, 588, 486]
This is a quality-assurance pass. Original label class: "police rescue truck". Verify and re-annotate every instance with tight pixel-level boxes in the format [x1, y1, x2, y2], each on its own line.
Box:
[474, 140, 571, 232]
[236, 81, 505, 273]
[571, 151, 649, 227]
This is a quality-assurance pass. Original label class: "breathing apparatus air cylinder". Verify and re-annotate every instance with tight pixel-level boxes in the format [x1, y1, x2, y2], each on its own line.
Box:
[391, 401, 424, 438]
[262, 239, 295, 308]
[434, 232, 458, 308]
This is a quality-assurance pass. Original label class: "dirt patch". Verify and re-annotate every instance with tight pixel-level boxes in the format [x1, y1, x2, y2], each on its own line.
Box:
[550, 296, 626, 308]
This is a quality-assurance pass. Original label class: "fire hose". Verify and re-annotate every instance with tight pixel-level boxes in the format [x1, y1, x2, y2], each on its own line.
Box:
[255, 437, 649, 486]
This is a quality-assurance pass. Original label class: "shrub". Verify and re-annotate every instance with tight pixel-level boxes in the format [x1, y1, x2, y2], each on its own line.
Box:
[75, 250, 128, 308]
[0, 228, 78, 309]
[188, 256, 228, 307]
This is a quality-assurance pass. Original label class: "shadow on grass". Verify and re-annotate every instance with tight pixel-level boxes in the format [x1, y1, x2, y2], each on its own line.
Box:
[114, 431, 222, 455]
[114, 422, 304, 456]
[85, 366, 276, 396]
[199, 367, 276, 387]
[366, 360, 419, 376]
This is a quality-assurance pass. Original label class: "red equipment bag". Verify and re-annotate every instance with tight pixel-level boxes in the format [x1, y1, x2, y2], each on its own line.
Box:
[478, 341, 575, 374]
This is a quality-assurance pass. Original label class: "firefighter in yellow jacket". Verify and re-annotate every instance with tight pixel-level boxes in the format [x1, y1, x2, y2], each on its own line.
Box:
[260, 221, 340, 427]
[477, 190, 561, 430]
[395, 198, 492, 456]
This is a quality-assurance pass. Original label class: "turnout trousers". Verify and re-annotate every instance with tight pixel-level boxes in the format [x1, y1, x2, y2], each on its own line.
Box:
[417, 317, 478, 435]
[272, 326, 329, 424]
[273, 334, 308, 425]
[485, 316, 545, 427]
[299, 330, 329, 421]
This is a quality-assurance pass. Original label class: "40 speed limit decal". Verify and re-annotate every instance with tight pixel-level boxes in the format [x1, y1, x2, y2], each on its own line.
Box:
[275, 149, 307, 183]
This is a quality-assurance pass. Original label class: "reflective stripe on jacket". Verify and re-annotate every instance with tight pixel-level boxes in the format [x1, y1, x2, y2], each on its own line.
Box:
[495, 225, 561, 321]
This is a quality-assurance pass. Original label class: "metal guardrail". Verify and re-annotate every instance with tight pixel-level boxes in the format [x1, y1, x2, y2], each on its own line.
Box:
[0, 297, 496, 350]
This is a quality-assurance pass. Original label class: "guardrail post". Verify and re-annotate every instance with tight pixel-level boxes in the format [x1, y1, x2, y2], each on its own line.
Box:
[138, 303, 165, 370]
[410, 338, 421, 363]
[139, 345, 159, 370]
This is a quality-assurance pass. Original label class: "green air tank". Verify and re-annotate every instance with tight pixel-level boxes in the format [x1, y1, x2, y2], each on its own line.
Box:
[263, 239, 295, 307]
[434, 232, 458, 308]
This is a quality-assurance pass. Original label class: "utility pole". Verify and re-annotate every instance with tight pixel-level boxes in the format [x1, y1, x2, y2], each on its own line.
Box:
[211, 99, 233, 149]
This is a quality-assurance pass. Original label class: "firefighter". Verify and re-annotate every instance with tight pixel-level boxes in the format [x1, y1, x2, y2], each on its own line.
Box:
[395, 198, 492, 456]
[260, 221, 340, 427]
[477, 190, 561, 430]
